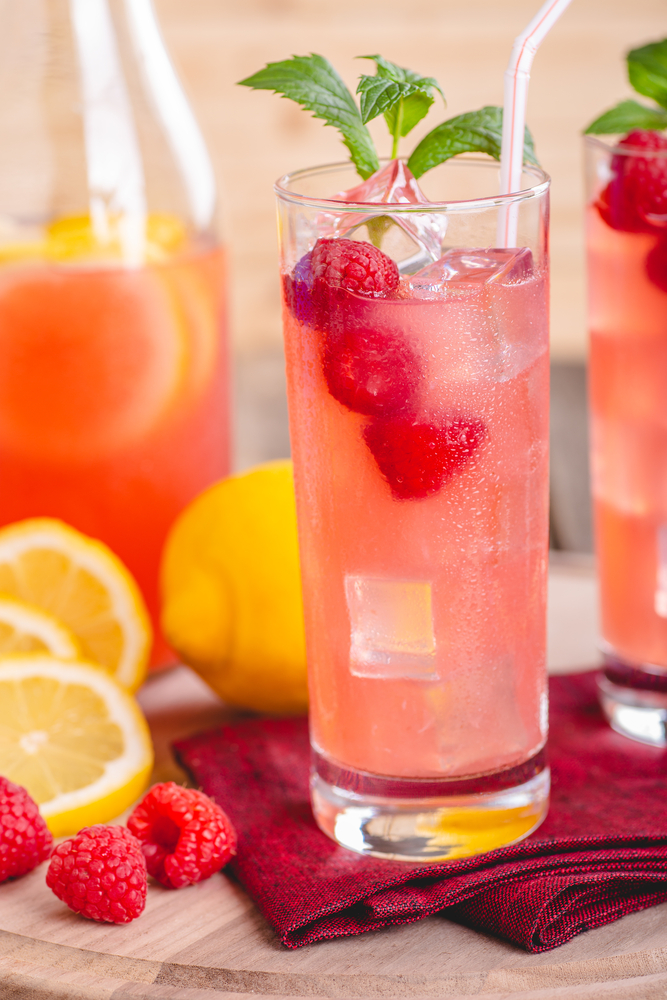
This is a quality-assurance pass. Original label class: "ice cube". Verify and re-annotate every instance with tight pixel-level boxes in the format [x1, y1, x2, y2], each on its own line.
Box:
[345, 574, 437, 680]
[409, 247, 534, 298]
[332, 159, 433, 207]
[317, 160, 448, 266]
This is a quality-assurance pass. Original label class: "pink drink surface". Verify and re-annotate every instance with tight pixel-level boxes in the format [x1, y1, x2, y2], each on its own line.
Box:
[283, 253, 549, 779]
[588, 205, 667, 668]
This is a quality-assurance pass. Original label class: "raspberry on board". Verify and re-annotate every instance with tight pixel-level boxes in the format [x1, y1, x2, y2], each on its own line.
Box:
[600, 129, 667, 232]
[311, 238, 400, 297]
[46, 825, 147, 924]
[127, 782, 237, 889]
[363, 414, 486, 501]
[323, 325, 421, 417]
[0, 776, 52, 882]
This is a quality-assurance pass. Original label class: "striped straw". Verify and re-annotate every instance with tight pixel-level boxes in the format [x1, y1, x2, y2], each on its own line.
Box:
[497, 0, 574, 247]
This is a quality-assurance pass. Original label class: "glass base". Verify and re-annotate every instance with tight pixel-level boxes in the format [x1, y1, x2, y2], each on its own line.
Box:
[310, 750, 550, 862]
[598, 656, 667, 747]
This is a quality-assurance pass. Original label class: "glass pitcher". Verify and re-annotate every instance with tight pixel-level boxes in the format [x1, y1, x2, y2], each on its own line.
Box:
[0, 0, 230, 667]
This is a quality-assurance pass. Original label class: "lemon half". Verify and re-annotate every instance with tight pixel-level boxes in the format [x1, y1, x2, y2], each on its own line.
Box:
[161, 460, 308, 714]
[0, 655, 153, 836]
[0, 519, 151, 691]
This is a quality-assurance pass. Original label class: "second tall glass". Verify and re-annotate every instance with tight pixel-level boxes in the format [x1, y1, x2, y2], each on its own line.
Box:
[586, 135, 667, 744]
[277, 157, 551, 861]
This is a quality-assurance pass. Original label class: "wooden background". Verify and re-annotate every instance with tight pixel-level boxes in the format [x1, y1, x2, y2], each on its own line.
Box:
[155, 0, 666, 363]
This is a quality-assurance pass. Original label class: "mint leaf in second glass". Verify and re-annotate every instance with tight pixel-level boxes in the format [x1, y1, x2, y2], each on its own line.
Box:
[628, 40, 667, 111]
[585, 99, 667, 135]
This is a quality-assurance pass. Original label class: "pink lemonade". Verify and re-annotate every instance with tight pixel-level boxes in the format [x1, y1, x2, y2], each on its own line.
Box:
[277, 157, 550, 860]
[588, 205, 667, 670]
[0, 232, 229, 667]
[283, 251, 549, 780]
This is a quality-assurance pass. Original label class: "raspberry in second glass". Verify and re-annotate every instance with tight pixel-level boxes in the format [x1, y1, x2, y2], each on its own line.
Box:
[600, 129, 667, 232]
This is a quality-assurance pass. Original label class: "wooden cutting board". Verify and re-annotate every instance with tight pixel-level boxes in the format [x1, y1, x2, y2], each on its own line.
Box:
[1, 566, 666, 1000]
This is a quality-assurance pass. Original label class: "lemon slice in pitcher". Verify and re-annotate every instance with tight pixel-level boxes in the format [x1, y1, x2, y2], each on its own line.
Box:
[0, 655, 153, 836]
[0, 596, 81, 659]
[0, 519, 151, 691]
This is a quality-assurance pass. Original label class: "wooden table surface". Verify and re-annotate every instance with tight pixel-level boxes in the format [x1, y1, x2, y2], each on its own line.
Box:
[3, 558, 667, 1000]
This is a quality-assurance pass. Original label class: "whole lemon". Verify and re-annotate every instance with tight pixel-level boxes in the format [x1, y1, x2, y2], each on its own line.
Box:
[161, 460, 308, 714]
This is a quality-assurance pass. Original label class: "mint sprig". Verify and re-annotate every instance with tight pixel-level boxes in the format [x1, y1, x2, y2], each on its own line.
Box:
[585, 39, 667, 134]
[408, 106, 537, 179]
[238, 54, 379, 179]
[239, 53, 539, 180]
[356, 56, 445, 158]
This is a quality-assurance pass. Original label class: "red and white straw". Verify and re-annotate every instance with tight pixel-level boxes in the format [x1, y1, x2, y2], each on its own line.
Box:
[497, 0, 574, 247]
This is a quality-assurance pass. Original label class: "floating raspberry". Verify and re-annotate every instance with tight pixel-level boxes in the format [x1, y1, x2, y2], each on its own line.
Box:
[46, 825, 146, 924]
[323, 325, 420, 416]
[600, 130, 667, 232]
[127, 782, 237, 889]
[282, 251, 316, 325]
[311, 238, 399, 297]
[0, 776, 52, 882]
[363, 415, 486, 500]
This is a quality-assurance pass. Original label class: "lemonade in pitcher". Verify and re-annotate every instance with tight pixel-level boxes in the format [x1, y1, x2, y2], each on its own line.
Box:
[0, 217, 228, 665]
[0, 1, 229, 664]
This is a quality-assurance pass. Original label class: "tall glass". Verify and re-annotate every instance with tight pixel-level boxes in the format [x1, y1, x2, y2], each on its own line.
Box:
[276, 158, 551, 861]
[586, 136, 667, 744]
[0, 0, 229, 667]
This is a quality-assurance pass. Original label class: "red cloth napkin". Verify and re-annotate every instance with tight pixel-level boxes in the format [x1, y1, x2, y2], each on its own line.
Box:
[173, 672, 667, 952]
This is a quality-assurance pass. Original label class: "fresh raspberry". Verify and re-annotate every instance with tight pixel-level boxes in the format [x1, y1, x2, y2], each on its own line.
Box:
[127, 782, 237, 889]
[323, 325, 420, 416]
[311, 238, 399, 297]
[600, 130, 667, 232]
[363, 415, 486, 500]
[0, 776, 52, 882]
[46, 825, 146, 924]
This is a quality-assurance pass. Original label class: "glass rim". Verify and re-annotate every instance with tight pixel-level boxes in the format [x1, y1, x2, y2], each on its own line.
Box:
[274, 156, 550, 215]
[584, 133, 667, 158]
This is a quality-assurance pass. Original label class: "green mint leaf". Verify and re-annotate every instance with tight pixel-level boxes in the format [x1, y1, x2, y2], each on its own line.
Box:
[585, 98, 667, 134]
[628, 40, 667, 111]
[238, 54, 379, 179]
[357, 55, 445, 102]
[357, 55, 444, 156]
[356, 76, 423, 125]
[384, 91, 434, 139]
[407, 106, 537, 180]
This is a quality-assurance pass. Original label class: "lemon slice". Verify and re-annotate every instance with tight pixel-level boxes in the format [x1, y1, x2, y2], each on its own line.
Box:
[45, 213, 187, 264]
[0, 519, 151, 691]
[0, 655, 153, 836]
[0, 597, 81, 659]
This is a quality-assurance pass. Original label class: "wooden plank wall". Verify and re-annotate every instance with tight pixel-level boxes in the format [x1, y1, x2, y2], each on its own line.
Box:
[156, 0, 666, 361]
